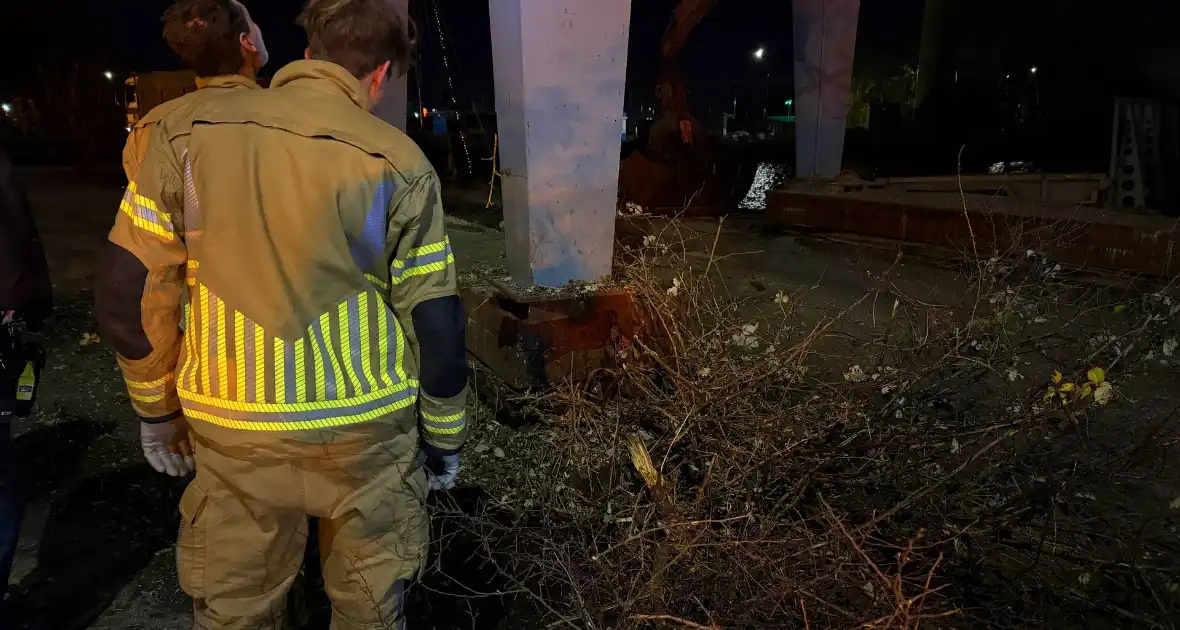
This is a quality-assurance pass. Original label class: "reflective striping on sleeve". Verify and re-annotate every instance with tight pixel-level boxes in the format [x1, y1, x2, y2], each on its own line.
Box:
[390, 237, 454, 285]
[422, 410, 466, 435]
[120, 182, 175, 241]
[126, 376, 169, 389]
[124, 373, 174, 404]
[130, 391, 168, 404]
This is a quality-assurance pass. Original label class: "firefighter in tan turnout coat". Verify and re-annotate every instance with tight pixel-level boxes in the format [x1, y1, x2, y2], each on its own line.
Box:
[95, 1, 469, 627]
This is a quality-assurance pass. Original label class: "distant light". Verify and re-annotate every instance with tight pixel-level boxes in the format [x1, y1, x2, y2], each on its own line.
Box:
[753, 47, 765, 61]
[1029, 66, 1038, 75]
[1005, 74, 1011, 80]
[784, 99, 793, 107]
[104, 71, 114, 81]
[413, 112, 420, 118]
[1, 103, 11, 114]
[125, 126, 131, 133]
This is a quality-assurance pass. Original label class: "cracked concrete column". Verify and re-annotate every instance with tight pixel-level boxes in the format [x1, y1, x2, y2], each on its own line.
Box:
[792, 0, 860, 180]
[372, 0, 409, 131]
[489, 0, 632, 287]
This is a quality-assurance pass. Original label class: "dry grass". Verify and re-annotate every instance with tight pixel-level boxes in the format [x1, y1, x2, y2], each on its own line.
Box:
[438, 204, 1180, 629]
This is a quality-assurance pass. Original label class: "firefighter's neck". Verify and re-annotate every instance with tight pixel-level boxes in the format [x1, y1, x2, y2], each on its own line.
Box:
[237, 62, 258, 82]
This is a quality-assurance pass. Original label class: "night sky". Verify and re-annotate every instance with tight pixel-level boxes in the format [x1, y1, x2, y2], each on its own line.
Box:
[0, 0, 925, 108]
[0, 0, 1175, 130]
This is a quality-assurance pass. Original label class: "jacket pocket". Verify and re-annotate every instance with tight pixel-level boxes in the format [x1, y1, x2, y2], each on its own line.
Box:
[177, 482, 209, 600]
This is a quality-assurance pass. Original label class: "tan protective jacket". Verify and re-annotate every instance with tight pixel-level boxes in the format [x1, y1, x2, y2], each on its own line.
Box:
[121, 75, 261, 181]
[97, 61, 468, 453]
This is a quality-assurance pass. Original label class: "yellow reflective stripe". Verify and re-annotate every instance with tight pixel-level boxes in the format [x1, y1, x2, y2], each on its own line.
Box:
[120, 198, 175, 241]
[182, 301, 196, 389]
[393, 315, 408, 382]
[187, 260, 199, 269]
[423, 422, 465, 435]
[135, 193, 158, 212]
[406, 238, 449, 258]
[274, 337, 286, 403]
[178, 379, 417, 413]
[320, 312, 346, 398]
[337, 303, 363, 394]
[294, 338, 307, 403]
[215, 297, 227, 396]
[311, 326, 327, 401]
[365, 274, 389, 291]
[253, 322, 265, 403]
[376, 301, 391, 389]
[423, 410, 464, 422]
[389, 253, 455, 286]
[358, 293, 378, 391]
[234, 311, 245, 401]
[183, 396, 416, 432]
[126, 376, 168, 389]
[129, 391, 166, 403]
[128, 181, 138, 193]
[199, 285, 211, 394]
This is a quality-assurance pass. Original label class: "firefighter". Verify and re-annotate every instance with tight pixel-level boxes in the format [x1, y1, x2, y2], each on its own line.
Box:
[0, 150, 51, 625]
[123, 0, 269, 181]
[113, 0, 270, 476]
[94, 0, 468, 627]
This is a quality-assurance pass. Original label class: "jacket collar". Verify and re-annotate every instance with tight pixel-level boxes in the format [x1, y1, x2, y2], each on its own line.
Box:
[194, 74, 261, 90]
[270, 60, 370, 110]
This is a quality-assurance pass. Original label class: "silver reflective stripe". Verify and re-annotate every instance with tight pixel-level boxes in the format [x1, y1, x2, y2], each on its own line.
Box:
[283, 341, 297, 404]
[311, 318, 337, 399]
[347, 296, 369, 395]
[244, 320, 257, 403]
[423, 413, 466, 433]
[206, 291, 219, 398]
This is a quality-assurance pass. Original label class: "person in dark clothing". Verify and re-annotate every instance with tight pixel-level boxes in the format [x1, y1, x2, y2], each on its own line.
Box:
[0, 149, 51, 622]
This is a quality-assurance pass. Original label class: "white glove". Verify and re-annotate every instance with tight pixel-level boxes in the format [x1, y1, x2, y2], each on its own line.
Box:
[427, 453, 460, 491]
[140, 419, 196, 477]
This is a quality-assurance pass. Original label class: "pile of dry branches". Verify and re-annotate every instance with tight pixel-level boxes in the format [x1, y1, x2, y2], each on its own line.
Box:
[444, 214, 1180, 629]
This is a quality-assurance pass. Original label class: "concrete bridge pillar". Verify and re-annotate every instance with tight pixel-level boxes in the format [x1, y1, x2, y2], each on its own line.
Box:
[792, 0, 860, 180]
[488, 0, 632, 287]
[372, 0, 409, 131]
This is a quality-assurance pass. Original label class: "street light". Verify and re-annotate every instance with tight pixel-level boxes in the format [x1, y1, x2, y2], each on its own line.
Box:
[753, 47, 765, 61]
[104, 70, 114, 81]
[1, 103, 11, 115]
[1029, 66, 1038, 75]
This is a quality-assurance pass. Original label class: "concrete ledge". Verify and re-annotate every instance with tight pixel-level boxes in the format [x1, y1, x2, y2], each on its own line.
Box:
[766, 188, 1180, 277]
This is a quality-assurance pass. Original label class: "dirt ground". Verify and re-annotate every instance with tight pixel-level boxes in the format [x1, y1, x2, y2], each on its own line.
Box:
[7, 168, 1179, 628]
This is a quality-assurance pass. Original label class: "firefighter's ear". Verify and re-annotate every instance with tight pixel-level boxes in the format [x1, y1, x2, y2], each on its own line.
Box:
[304, 47, 311, 60]
[363, 61, 392, 109]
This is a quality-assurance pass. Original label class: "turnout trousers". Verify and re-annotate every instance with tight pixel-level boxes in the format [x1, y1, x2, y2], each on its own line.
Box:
[179, 418, 428, 630]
